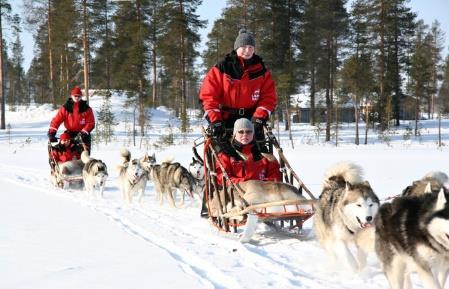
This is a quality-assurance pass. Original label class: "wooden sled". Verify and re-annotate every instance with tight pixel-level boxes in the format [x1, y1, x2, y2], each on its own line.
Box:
[192, 125, 316, 242]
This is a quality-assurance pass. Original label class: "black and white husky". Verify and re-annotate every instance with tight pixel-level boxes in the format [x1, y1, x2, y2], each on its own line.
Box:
[375, 188, 449, 289]
[117, 148, 148, 204]
[188, 157, 205, 201]
[313, 162, 380, 273]
[81, 151, 108, 197]
[402, 171, 448, 197]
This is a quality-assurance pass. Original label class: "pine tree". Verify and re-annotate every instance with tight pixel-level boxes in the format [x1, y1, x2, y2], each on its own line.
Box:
[340, 54, 374, 145]
[409, 20, 432, 136]
[437, 54, 449, 146]
[427, 20, 445, 119]
[8, 14, 25, 107]
[158, 0, 205, 132]
[96, 92, 116, 144]
[0, 0, 12, 129]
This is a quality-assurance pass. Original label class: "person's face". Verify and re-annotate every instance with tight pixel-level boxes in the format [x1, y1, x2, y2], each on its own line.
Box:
[60, 139, 70, 147]
[234, 128, 254, 145]
[236, 45, 255, 59]
[71, 94, 82, 102]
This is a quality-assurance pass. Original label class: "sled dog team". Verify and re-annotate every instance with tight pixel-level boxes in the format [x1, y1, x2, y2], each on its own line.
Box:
[315, 162, 449, 289]
[60, 148, 204, 209]
[63, 150, 449, 289]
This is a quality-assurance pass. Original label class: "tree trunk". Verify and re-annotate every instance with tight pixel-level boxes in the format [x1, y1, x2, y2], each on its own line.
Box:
[379, 0, 386, 128]
[0, 8, 5, 129]
[152, 40, 157, 106]
[364, 104, 369, 145]
[179, 0, 187, 133]
[355, 96, 359, 145]
[82, 0, 90, 102]
[48, 0, 55, 106]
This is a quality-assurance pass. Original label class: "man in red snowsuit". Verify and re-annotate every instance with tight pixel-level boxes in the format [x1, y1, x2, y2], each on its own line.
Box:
[199, 29, 277, 153]
[47, 86, 95, 152]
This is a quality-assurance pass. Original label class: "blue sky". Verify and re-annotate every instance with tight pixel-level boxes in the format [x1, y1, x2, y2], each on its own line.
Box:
[6, 0, 449, 70]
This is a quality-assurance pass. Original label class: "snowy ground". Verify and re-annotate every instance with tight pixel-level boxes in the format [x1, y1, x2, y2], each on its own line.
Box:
[1, 92, 448, 289]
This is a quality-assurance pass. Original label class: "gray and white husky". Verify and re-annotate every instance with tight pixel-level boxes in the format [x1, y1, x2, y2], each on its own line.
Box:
[375, 188, 449, 289]
[81, 151, 108, 197]
[117, 148, 148, 203]
[402, 171, 448, 197]
[148, 158, 198, 208]
[148, 160, 200, 208]
[313, 162, 379, 273]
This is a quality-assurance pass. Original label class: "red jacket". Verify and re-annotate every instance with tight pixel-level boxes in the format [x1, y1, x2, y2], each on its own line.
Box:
[200, 51, 277, 123]
[50, 143, 82, 164]
[49, 98, 95, 134]
[215, 142, 281, 185]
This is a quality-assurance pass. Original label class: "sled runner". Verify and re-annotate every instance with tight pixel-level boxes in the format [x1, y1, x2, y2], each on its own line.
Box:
[192, 125, 316, 242]
[48, 134, 86, 190]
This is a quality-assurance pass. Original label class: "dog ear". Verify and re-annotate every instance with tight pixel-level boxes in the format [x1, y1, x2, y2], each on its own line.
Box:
[345, 181, 353, 191]
[363, 180, 371, 187]
[424, 182, 432, 193]
[435, 188, 447, 211]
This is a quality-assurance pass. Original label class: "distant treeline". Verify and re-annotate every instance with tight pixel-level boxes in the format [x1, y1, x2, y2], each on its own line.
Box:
[1, 0, 449, 141]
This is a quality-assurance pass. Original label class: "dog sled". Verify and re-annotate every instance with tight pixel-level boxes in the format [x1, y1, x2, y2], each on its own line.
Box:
[192, 125, 316, 242]
[48, 134, 86, 190]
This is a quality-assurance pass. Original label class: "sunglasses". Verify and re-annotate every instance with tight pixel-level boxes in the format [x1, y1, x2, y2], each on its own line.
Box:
[237, 130, 253, 135]
[72, 95, 81, 98]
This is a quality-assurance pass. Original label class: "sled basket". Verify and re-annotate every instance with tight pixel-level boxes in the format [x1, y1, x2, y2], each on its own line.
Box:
[192, 125, 317, 237]
[48, 136, 85, 189]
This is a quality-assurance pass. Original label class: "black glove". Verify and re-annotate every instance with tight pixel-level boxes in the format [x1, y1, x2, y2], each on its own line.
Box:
[210, 121, 226, 140]
[48, 131, 57, 143]
[251, 117, 266, 141]
[80, 131, 90, 143]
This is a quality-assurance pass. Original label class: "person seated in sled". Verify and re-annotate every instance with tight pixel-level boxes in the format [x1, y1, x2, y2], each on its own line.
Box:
[49, 132, 84, 177]
[215, 118, 281, 186]
[47, 86, 95, 153]
[199, 28, 277, 153]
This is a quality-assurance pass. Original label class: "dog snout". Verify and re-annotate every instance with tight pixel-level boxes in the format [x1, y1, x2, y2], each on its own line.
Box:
[366, 216, 373, 222]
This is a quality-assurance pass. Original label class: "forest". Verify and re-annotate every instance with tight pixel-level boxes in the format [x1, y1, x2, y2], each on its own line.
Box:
[0, 0, 448, 144]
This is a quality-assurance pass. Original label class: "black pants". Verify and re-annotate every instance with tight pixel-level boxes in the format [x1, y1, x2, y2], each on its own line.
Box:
[66, 131, 91, 153]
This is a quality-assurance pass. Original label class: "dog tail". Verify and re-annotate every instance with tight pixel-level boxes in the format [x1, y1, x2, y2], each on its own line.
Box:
[81, 150, 91, 164]
[120, 148, 131, 163]
[161, 155, 174, 164]
[324, 162, 364, 185]
[423, 171, 449, 186]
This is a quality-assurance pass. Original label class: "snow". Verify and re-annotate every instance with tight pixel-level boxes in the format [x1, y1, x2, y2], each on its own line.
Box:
[1, 92, 448, 289]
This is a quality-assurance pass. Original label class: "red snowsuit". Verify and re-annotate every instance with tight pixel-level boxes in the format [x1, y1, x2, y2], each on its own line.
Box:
[215, 142, 281, 185]
[48, 98, 95, 135]
[199, 51, 277, 125]
[50, 143, 82, 164]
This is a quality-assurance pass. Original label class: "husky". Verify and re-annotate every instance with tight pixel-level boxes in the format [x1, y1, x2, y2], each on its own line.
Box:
[81, 151, 108, 197]
[313, 162, 379, 273]
[148, 160, 200, 208]
[402, 171, 448, 197]
[208, 180, 308, 217]
[188, 157, 204, 180]
[188, 157, 205, 200]
[117, 148, 148, 203]
[207, 180, 309, 242]
[375, 189, 449, 289]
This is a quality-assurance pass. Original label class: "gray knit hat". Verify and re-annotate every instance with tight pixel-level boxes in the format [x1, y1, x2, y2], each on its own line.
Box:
[233, 118, 254, 136]
[234, 29, 256, 50]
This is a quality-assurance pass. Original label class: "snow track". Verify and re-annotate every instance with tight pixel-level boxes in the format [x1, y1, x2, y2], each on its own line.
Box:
[0, 161, 390, 289]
